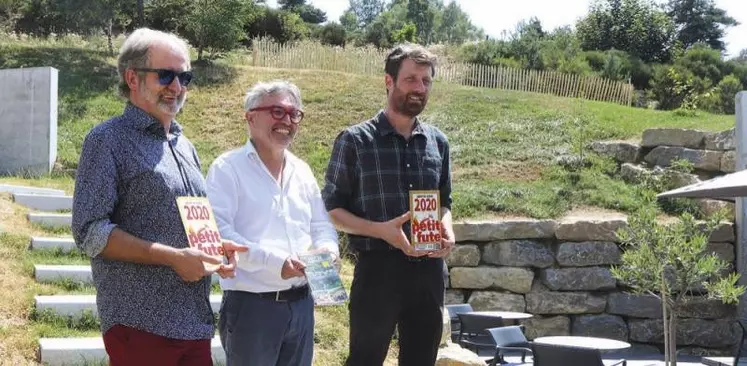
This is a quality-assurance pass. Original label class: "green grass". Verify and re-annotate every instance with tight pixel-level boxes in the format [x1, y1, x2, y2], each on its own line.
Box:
[0, 35, 735, 219]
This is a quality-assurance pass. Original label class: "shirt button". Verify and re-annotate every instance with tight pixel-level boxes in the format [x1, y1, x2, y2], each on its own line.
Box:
[409, 184, 413, 188]
[406, 164, 410, 168]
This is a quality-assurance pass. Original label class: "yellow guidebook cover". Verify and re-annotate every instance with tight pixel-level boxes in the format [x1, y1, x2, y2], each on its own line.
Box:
[176, 196, 226, 257]
[409, 190, 442, 251]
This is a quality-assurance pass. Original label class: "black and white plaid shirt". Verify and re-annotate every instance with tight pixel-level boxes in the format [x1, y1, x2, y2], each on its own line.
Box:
[322, 110, 452, 252]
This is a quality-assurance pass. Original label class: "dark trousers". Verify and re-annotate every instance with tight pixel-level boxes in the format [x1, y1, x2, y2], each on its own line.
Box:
[218, 289, 315, 366]
[346, 250, 446, 366]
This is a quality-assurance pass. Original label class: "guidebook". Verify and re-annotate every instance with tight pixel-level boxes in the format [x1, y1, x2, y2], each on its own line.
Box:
[297, 251, 348, 306]
[409, 190, 442, 251]
[176, 196, 226, 259]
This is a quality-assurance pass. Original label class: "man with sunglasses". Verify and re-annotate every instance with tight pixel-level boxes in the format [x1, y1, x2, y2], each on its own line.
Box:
[72, 28, 246, 366]
[205, 80, 339, 366]
[323, 44, 455, 366]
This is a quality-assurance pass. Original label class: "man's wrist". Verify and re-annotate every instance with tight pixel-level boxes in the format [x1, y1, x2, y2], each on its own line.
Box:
[152, 243, 179, 268]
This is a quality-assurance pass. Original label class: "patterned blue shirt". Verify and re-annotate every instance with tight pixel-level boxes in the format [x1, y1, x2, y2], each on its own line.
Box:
[72, 103, 214, 340]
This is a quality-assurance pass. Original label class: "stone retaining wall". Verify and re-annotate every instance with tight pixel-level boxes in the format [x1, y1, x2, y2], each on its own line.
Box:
[447, 217, 740, 356]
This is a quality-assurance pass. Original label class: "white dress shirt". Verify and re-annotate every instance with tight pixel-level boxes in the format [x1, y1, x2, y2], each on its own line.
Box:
[206, 141, 339, 293]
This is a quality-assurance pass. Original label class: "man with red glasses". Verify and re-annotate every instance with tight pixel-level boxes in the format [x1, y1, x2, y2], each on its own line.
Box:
[323, 43, 455, 366]
[72, 28, 246, 365]
[206, 80, 339, 366]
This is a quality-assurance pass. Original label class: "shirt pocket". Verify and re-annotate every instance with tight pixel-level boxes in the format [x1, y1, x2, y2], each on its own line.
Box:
[420, 153, 442, 190]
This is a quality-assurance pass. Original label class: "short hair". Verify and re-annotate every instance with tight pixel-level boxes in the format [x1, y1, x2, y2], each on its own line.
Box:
[117, 28, 191, 99]
[384, 43, 437, 81]
[243, 80, 303, 112]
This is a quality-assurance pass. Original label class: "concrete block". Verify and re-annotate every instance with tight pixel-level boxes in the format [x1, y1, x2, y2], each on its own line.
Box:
[35, 294, 222, 318]
[28, 212, 71, 229]
[0, 67, 58, 176]
[39, 336, 225, 365]
[0, 184, 64, 195]
[29, 237, 76, 252]
[34, 264, 220, 285]
[13, 193, 72, 211]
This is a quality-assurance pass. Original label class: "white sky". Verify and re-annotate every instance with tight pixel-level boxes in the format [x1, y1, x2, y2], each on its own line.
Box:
[265, 0, 747, 58]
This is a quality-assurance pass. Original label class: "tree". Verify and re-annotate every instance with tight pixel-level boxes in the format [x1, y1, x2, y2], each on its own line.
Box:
[348, 0, 384, 28]
[576, 0, 676, 63]
[296, 4, 326, 24]
[278, 0, 304, 9]
[611, 200, 744, 365]
[246, 7, 308, 44]
[666, 0, 738, 51]
[391, 22, 416, 43]
[406, 0, 436, 44]
[56, 0, 133, 55]
[317, 22, 346, 46]
[186, 0, 246, 60]
[339, 9, 358, 33]
[434, 0, 481, 44]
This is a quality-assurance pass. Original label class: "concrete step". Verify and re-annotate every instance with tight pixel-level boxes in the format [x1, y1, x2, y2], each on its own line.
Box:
[35, 265, 92, 283]
[702, 356, 747, 366]
[13, 193, 72, 211]
[0, 184, 65, 196]
[28, 212, 72, 229]
[35, 264, 221, 285]
[39, 336, 225, 365]
[35, 294, 222, 318]
[30, 237, 76, 252]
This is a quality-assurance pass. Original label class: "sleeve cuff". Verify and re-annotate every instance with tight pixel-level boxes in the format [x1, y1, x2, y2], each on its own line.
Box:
[83, 220, 117, 258]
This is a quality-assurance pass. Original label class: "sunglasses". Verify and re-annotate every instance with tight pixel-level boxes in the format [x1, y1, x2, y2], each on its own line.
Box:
[134, 68, 193, 87]
[249, 105, 305, 124]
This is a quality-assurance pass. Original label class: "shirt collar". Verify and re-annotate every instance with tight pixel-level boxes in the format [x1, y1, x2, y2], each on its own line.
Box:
[123, 103, 183, 135]
[374, 110, 425, 137]
[244, 139, 292, 164]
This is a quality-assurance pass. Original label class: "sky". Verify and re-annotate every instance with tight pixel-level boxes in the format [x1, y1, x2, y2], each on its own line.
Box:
[265, 0, 747, 58]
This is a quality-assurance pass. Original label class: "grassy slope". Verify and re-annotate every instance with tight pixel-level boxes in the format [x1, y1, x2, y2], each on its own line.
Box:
[0, 37, 735, 364]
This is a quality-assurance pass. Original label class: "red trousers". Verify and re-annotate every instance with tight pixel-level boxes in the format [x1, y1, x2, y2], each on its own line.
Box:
[103, 324, 213, 366]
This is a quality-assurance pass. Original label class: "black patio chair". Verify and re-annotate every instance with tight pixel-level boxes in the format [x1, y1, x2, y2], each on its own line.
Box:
[732, 319, 747, 366]
[446, 303, 474, 341]
[456, 312, 505, 362]
[531, 342, 626, 366]
[486, 326, 533, 365]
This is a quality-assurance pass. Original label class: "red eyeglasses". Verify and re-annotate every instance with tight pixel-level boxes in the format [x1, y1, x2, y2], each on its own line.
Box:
[249, 105, 305, 124]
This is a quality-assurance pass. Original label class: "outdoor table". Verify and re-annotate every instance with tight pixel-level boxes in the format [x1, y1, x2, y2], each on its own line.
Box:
[533, 336, 631, 350]
[469, 311, 533, 320]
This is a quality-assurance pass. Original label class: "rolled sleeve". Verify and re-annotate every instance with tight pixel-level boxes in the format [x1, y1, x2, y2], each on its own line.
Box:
[206, 156, 287, 272]
[322, 130, 357, 212]
[72, 130, 119, 258]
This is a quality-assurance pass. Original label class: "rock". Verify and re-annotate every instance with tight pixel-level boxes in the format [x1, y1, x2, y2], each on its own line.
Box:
[468, 291, 526, 312]
[696, 199, 735, 219]
[556, 241, 622, 267]
[721, 151, 736, 173]
[526, 291, 606, 314]
[642, 128, 706, 149]
[607, 293, 662, 319]
[707, 242, 735, 263]
[441, 305, 451, 346]
[707, 222, 735, 242]
[590, 141, 641, 163]
[667, 171, 701, 189]
[555, 217, 628, 242]
[435, 343, 485, 366]
[445, 290, 466, 305]
[643, 146, 722, 172]
[704, 128, 735, 151]
[628, 319, 739, 347]
[450, 267, 534, 294]
[540, 267, 617, 291]
[453, 219, 557, 242]
[483, 240, 554, 268]
[572, 314, 629, 341]
[620, 163, 650, 183]
[678, 347, 734, 357]
[519, 316, 570, 340]
[616, 343, 663, 357]
[445, 245, 481, 267]
[679, 296, 736, 319]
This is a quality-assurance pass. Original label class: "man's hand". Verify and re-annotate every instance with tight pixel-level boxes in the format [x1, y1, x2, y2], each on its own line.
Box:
[281, 257, 306, 279]
[377, 211, 428, 257]
[169, 247, 223, 282]
[428, 226, 455, 258]
[215, 240, 249, 279]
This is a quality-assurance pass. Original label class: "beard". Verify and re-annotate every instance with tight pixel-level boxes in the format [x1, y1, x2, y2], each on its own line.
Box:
[140, 83, 186, 116]
[392, 88, 428, 117]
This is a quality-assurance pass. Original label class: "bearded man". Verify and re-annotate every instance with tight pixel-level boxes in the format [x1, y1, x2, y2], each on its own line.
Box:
[322, 43, 456, 366]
